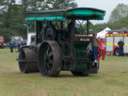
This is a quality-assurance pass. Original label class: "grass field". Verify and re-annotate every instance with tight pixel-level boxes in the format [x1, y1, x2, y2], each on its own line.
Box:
[0, 49, 128, 96]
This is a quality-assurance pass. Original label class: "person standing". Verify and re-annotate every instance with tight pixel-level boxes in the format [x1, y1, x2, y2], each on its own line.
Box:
[97, 39, 106, 60]
[118, 40, 124, 56]
[9, 42, 14, 53]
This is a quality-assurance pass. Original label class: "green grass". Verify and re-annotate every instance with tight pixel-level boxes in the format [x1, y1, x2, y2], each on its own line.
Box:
[0, 49, 128, 96]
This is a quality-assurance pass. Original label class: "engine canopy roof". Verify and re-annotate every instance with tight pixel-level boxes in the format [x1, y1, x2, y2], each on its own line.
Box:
[25, 7, 105, 21]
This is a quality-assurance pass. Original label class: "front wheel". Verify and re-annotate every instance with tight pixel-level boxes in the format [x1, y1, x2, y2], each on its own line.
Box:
[18, 47, 38, 73]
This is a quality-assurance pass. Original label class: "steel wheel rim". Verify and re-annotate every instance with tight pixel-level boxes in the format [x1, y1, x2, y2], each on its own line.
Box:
[19, 51, 26, 72]
[43, 45, 54, 74]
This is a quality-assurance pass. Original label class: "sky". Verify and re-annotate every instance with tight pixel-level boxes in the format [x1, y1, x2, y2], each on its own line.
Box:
[75, 0, 128, 23]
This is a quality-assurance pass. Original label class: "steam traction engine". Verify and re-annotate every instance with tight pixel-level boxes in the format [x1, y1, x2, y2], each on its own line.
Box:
[18, 8, 105, 76]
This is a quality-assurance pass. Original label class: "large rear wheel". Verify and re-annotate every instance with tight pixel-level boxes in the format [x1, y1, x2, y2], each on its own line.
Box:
[39, 41, 62, 76]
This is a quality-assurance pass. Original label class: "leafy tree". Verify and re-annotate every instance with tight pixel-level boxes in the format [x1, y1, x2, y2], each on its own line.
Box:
[0, 0, 77, 41]
[0, 0, 25, 41]
[109, 4, 128, 23]
[22, 0, 77, 11]
[92, 3, 128, 32]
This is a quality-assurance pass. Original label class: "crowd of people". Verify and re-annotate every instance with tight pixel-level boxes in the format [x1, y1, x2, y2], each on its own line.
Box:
[9, 40, 26, 53]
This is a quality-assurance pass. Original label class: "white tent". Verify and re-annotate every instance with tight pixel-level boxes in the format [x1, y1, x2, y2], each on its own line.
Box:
[27, 33, 36, 45]
[97, 27, 111, 38]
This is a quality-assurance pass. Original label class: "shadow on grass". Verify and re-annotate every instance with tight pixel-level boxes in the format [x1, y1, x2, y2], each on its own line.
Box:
[2, 70, 101, 80]
[49, 73, 99, 78]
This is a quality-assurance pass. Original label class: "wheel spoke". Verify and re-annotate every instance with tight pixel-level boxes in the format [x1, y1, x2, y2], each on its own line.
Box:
[46, 46, 51, 54]
[43, 47, 54, 73]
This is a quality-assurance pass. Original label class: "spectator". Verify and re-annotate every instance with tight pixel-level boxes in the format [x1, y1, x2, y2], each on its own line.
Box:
[97, 39, 106, 60]
[9, 42, 14, 53]
[118, 40, 124, 56]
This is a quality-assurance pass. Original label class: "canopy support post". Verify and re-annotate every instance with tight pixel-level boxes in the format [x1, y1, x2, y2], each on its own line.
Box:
[87, 20, 90, 35]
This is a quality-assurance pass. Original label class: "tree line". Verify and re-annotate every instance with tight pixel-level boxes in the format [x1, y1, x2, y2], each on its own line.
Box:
[92, 3, 128, 32]
[0, 0, 77, 41]
[0, 1, 128, 41]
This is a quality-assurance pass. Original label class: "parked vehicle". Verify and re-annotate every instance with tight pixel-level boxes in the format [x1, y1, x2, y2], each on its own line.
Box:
[0, 36, 5, 48]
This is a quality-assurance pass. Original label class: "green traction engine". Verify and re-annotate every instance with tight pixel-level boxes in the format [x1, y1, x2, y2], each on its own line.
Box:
[18, 7, 105, 76]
